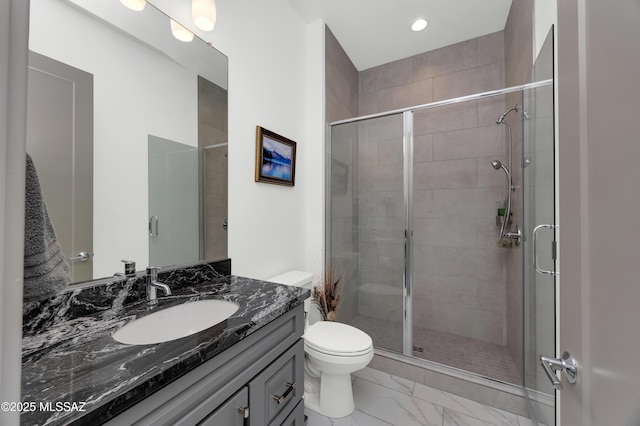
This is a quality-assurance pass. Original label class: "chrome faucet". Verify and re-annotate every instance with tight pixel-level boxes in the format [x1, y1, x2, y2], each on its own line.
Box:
[146, 266, 171, 306]
[114, 260, 137, 278]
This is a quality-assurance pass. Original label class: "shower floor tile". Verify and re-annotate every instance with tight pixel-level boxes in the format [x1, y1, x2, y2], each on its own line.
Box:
[348, 315, 521, 385]
[412, 327, 522, 384]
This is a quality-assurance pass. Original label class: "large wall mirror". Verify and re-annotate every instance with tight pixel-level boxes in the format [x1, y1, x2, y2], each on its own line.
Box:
[26, 0, 228, 285]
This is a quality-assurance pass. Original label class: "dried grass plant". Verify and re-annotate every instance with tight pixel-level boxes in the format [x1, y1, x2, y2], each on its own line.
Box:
[312, 268, 341, 321]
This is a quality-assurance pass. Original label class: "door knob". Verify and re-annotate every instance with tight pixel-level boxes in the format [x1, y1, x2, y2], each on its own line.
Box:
[540, 351, 578, 390]
[69, 251, 89, 262]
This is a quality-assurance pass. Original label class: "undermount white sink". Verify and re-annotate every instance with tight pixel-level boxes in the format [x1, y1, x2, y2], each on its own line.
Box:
[113, 299, 239, 345]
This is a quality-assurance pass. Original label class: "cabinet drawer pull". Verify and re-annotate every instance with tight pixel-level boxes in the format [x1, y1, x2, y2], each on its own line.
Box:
[237, 406, 249, 418]
[237, 406, 249, 426]
[272, 382, 296, 405]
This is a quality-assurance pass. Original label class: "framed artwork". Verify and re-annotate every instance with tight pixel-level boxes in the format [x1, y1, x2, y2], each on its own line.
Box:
[255, 126, 297, 186]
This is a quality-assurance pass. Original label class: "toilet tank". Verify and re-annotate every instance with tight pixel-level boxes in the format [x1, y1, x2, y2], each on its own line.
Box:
[267, 271, 313, 289]
[268, 270, 322, 325]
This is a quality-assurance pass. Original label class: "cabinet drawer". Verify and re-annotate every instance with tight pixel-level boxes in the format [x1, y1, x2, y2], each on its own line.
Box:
[198, 386, 249, 426]
[249, 340, 304, 426]
[276, 399, 304, 426]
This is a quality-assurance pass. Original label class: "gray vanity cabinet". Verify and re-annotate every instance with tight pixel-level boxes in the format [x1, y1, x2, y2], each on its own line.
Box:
[105, 304, 305, 426]
[198, 387, 249, 426]
[279, 400, 305, 426]
[249, 338, 304, 425]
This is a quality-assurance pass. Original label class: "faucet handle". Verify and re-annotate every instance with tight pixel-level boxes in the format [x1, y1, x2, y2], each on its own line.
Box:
[146, 266, 160, 279]
[121, 260, 136, 277]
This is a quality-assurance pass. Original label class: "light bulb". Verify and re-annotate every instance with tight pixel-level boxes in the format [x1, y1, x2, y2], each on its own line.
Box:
[192, 0, 217, 31]
[171, 20, 194, 42]
[120, 0, 146, 11]
[411, 18, 428, 32]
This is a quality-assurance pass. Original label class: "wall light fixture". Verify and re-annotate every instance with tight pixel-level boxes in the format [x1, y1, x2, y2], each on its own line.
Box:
[192, 0, 217, 32]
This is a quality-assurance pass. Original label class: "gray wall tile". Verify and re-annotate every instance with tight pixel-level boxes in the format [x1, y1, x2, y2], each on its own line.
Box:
[359, 91, 378, 116]
[377, 78, 433, 112]
[414, 158, 478, 190]
[433, 62, 504, 101]
[413, 39, 477, 81]
[414, 134, 434, 163]
[414, 102, 478, 135]
[477, 31, 505, 67]
[432, 126, 504, 161]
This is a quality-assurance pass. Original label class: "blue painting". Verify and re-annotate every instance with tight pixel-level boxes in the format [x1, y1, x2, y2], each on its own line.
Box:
[261, 136, 292, 180]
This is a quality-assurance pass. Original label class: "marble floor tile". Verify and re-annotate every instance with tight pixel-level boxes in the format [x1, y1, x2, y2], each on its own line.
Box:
[353, 378, 443, 426]
[305, 407, 393, 425]
[352, 367, 415, 395]
[413, 383, 520, 425]
[306, 366, 538, 426]
[517, 415, 548, 426]
[444, 408, 497, 426]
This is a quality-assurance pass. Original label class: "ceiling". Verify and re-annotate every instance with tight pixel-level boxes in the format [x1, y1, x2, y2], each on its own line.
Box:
[288, 0, 513, 71]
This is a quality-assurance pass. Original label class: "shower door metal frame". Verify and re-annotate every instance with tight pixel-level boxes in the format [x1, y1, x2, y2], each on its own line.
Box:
[402, 111, 414, 356]
[327, 79, 554, 361]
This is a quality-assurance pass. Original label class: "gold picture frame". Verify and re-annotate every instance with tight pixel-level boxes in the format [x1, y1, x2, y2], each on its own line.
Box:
[255, 126, 297, 186]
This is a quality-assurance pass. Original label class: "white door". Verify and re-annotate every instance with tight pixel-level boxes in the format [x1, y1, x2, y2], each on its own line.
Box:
[26, 51, 93, 283]
[557, 0, 640, 424]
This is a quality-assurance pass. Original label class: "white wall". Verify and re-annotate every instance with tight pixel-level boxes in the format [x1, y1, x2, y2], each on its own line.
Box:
[151, 0, 326, 280]
[30, 0, 198, 277]
[218, 2, 324, 280]
[217, 1, 306, 279]
[534, 0, 557, 57]
[302, 20, 326, 284]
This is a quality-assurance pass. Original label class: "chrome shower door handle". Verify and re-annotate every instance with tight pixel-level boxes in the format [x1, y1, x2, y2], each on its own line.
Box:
[533, 224, 558, 276]
[540, 351, 578, 390]
[149, 216, 159, 236]
[70, 251, 89, 262]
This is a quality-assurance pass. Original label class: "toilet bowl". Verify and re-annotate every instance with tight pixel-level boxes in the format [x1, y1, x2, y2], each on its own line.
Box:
[268, 271, 374, 418]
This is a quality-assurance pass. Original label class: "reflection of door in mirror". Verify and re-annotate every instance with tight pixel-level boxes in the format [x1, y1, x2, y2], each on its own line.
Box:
[199, 75, 228, 261]
[26, 51, 93, 283]
[148, 136, 201, 268]
[203, 143, 228, 260]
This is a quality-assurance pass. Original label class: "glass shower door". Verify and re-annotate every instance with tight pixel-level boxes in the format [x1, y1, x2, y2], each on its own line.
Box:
[329, 113, 406, 354]
[148, 135, 202, 267]
[522, 29, 556, 425]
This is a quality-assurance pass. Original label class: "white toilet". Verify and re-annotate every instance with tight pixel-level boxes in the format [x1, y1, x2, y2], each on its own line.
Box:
[268, 271, 374, 418]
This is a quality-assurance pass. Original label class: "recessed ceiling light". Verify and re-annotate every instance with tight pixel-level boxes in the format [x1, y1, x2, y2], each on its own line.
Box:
[411, 18, 428, 32]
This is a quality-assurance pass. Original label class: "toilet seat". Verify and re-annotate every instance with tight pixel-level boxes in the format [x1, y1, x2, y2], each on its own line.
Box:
[304, 322, 373, 357]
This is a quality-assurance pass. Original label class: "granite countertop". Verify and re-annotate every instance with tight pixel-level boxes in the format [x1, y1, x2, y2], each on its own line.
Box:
[21, 261, 309, 426]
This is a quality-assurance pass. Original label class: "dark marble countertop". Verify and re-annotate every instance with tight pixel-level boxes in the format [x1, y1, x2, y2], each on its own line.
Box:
[21, 261, 309, 425]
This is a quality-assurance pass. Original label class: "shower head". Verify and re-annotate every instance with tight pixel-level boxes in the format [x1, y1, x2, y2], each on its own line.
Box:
[491, 160, 511, 181]
[496, 105, 519, 124]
